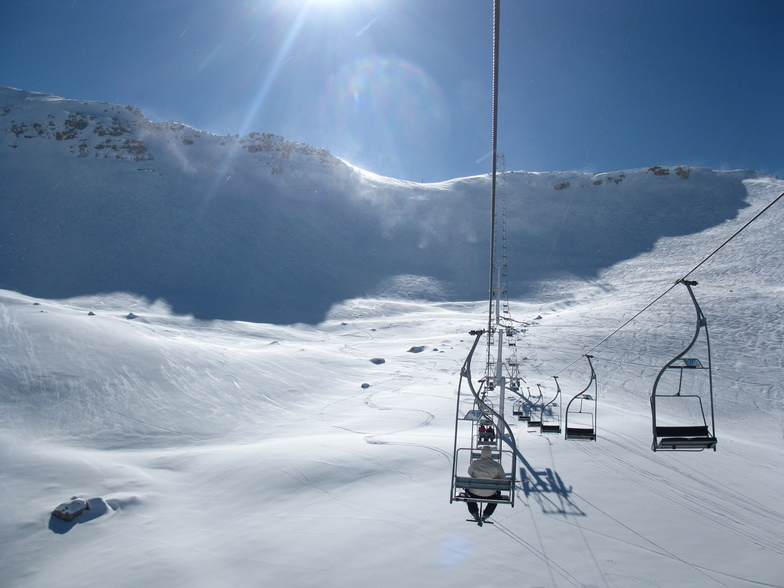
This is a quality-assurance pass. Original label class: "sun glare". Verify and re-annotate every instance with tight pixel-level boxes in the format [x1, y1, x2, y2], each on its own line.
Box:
[309, 0, 378, 9]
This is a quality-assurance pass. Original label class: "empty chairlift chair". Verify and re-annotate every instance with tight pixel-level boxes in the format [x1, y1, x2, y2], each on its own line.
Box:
[564, 355, 598, 441]
[527, 385, 544, 429]
[650, 280, 717, 452]
[515, 388, 535, 422]
[540, 377, 562, 434]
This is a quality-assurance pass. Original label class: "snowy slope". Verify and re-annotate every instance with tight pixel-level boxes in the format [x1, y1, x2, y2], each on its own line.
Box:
[1, 87, 783, 587]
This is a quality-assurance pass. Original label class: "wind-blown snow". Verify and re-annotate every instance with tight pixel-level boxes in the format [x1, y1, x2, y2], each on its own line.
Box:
[0, 86, 762, 324]
[1, 87, 783, 587]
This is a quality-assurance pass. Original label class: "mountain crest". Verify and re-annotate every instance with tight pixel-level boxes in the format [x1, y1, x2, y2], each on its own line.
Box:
[1, 86, 345, 170]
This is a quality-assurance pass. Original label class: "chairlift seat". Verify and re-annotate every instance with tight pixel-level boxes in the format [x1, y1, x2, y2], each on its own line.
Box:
[454, 476, 512, 496]
[541, 424, 561, 434]
[565, 427, 596, 440]
[654, 426, 716, 450]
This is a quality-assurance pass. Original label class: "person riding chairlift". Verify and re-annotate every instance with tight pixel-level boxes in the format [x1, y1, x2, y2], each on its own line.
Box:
[466, 446, 506, 525]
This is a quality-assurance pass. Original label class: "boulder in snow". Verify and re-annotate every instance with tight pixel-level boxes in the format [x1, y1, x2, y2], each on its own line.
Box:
[52, 497, 89, 522]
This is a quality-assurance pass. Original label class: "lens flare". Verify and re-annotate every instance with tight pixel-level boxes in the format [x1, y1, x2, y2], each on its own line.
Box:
[321, 55, 448, 177]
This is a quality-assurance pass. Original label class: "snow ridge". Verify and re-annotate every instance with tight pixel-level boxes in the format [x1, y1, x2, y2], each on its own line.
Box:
[0, 86, 771, 325]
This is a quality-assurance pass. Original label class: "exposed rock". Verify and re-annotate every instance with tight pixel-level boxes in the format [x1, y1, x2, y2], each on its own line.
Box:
[649, 166, 670, 176]
[52, 497, 89, 522]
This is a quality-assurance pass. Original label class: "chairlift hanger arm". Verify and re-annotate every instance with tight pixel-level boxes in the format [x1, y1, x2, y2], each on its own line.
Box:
[565, 356, 597, 407]
[542, 380, 560, 409]
[651, 281, 707, 393]
[461, 329, 486, 380]
[564, 354, 598, 441]
[574, 355, 596, 396]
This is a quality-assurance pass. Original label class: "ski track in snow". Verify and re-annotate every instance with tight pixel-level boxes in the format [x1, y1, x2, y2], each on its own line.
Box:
[590, 433, 784, 555]
[3, 292, 784, 587]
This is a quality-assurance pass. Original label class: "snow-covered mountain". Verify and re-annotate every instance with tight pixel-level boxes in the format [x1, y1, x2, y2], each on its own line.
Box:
[1, 87, 783, 587]
[0, 86, 768, 324]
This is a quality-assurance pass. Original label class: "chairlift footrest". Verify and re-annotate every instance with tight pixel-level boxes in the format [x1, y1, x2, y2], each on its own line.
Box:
[455, 492, 510, 504]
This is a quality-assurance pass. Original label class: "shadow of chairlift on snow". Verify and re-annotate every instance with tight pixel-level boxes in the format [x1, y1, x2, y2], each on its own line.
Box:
[500, 436, 584, 517]
[505, 392, 582, 514]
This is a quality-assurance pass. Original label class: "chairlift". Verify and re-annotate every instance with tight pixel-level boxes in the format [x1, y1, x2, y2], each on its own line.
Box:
[452, 448, 514, 506]
[564, 355, 597, 441]
[540, 377, 562, 434]
[650, 280, 717, 452]
[527, 385, 544, 429]
[513, 397, 531, 421]
[451, 330, 517, 507]
[515, 387, 532, 420]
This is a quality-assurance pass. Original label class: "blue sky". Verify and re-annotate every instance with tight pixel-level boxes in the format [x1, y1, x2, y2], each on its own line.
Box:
[1, 0, 782, 182]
